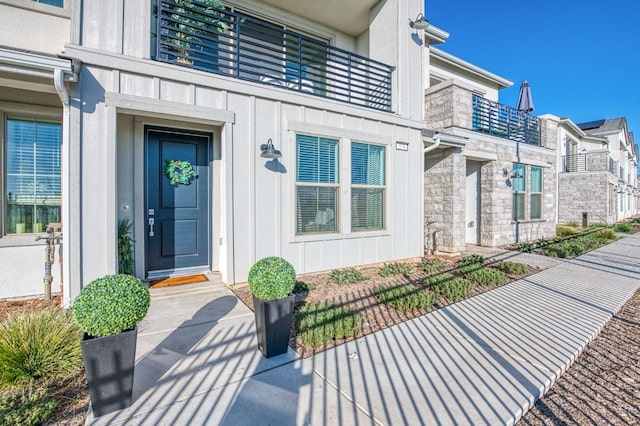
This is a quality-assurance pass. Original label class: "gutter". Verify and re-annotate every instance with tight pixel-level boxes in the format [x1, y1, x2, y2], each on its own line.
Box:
[424, 133, 441, 153]
[53, 68, 72, 310]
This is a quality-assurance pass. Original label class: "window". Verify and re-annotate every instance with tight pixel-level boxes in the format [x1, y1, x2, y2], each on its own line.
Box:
[296, 134, 339, 234]
[5, 117, 62, 234]
[530, 166, 542, 219]
[511, 163, 526, 221]
[512, 163, 543, 221]
[351, 142, 385, 231]
[34, 0, 63, 7]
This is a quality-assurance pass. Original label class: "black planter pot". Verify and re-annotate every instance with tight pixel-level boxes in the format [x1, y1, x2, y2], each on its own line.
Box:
[80, 327, 138, 417]
[252, 294, 295, 358]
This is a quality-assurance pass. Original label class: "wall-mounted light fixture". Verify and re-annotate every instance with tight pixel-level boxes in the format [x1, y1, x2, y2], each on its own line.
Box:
[260, 139, 282, 159]
[409, 13, 429, 30]
[503, 167, 523, 179]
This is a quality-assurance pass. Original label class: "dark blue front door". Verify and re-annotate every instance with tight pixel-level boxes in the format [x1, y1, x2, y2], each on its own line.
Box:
[146, 128, 210, 277]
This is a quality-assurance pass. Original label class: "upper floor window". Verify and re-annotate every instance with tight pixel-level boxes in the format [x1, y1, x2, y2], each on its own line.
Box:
[34, 0, 63, 7]
[5, 117, 61, 235]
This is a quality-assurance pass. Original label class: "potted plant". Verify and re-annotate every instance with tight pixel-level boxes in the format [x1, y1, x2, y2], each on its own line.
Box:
[248, 256, 296, 358]
[72, 274, 150, 417]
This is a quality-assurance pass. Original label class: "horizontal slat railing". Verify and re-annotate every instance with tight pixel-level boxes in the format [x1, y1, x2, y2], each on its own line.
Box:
[471, 94, 541, 146]
[562, 153, 618, 173]
[156, 0, 394, 111]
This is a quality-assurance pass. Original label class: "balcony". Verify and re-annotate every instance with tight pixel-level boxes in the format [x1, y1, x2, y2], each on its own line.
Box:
[562, 153, 617, 173]
[155, 0, 394, 112]
[472, 95, 541, 146]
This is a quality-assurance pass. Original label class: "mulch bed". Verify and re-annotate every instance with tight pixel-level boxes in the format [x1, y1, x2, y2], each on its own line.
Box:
[518, 291, 640, 425]
[230, 257, 538, 358]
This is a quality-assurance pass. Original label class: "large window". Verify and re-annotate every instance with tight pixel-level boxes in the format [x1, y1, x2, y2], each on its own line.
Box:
[512, 163, 543, 221]
[351, 142, 385, 231]
[296, 135, 339, 234]
[5, 117, 61, 234]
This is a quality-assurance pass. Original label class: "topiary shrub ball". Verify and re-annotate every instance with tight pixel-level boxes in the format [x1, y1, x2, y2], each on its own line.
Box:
[72, 274, 150, 337]
[248, 256, 296, 300]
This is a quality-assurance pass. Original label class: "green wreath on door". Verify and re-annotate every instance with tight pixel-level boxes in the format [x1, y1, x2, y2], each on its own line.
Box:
[164, 159, 198, 186]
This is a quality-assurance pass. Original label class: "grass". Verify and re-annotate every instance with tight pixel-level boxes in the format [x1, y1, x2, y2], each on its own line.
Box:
[425, 274, 474, 301]
[379, 262, 413, 277]
[0, 384, 58, 426]
[329, 268, 370, 284]
[295, 303, 363, 348]
[0, 309, 82, 385]
[373, 284, 435, 312]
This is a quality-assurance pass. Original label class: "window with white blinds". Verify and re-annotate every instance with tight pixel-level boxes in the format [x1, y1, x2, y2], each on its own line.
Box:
[5, 117, 62, 234]
[296, 134, 339, 234]
[351, 142, 385, 231]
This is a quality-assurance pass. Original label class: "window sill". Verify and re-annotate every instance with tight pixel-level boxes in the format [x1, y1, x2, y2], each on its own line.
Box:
[0, 235, 46, 248]
[511, 219, 547, 225]
[292, 229, 390, 243]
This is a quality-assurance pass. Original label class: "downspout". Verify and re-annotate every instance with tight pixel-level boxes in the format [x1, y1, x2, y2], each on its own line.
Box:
[54, 68, 72, 309]
[423, 133, 441, 154]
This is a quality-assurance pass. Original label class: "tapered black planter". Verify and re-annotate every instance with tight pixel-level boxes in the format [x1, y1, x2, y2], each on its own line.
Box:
[81, 327, 138, 417]
[252, 294, 295, 358]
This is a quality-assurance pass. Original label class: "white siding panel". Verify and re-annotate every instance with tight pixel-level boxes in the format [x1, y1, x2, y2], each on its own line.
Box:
[82, 0, 121, 53]
[160, 80, 192, 104]
[195, 86, 224, 109]
[0, 245, 60, 299]
[360, 236, 378, 264]
[123, 0, 149, 58]
[120, 73, 155, 98]
[321, 240, 344, 270]
[303, 241, 324, 272]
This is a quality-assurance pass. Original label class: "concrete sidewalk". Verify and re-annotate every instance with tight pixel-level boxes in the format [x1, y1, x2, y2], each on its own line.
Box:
[88, 234, 640, 425]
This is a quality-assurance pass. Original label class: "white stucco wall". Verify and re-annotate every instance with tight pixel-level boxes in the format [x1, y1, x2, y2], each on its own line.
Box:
[0, 244, 61, 299]
[0, 2, 69, 55]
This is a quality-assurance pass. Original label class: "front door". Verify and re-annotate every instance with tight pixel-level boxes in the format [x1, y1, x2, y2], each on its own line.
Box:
[146, 128, 210, 279]
[465, 161, 481, 245]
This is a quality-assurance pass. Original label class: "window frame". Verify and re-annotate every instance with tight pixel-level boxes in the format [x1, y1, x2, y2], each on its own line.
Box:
[511, 163, 544, 221]
[294, 134, 340, 235]
[0, 107, 63, 241]
[0, 0, 70, 18]
[351, 141, 386, 232]
[529, 166, 543, 220]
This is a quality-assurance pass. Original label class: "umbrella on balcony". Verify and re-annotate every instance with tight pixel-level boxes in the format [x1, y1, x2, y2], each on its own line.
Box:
[516, 80, 535, 113]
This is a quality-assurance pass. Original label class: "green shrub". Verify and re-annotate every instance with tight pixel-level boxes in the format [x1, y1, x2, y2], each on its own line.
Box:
[458, 254, 484, 268]
[545, 246, 568, 258]
[463, 267, 508, 286]
[247, 256, 296, 300]
[588, 222, 608, 229]
[293, 281, 317, 293]
[515, 242, 536, 253]
[498, 261, 528, 276]
[424, 272, 455, 287]
[0, 384, 57, 426]
[72, 274, 150, 337]
[419, 258, 447, 275]
[614, 223, 633, 233]
[594, 228, 618, 241]
[556, 226, 578, 237]
[0, 309, 82, 385]
[118, 218, 135, 275]
[295, 303, 362, 348]
[379, 262, 413, 277]
[429, 276, 474, 301]
[373, 284, 435, 312]
[563, 220, 579, 227]
[330, 268, 369, 284]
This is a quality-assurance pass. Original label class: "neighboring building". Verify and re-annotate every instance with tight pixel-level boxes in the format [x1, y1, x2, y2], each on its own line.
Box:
[557, 117, 638, 225]
[48, 0, 427, 306]
[423, 43, 558, 253]
[0, 0, 75, 299]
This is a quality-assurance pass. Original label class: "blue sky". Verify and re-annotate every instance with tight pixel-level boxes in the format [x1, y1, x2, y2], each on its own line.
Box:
[426, 0, 640, 137]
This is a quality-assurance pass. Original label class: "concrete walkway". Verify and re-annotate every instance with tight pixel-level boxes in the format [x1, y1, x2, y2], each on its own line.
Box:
[87, 234, 640, 425]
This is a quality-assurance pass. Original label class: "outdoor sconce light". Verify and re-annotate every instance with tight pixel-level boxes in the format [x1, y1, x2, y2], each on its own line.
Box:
[260, 139, 282, 159]
[503, 168, 523, 179]
[409, 13, 430, 30]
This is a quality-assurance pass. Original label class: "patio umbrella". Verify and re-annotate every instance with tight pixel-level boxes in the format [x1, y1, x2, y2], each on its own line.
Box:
[516, 80, 535, 113]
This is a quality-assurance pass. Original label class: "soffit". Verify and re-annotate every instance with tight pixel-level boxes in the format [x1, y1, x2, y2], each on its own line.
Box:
[259, 0, 378, 36]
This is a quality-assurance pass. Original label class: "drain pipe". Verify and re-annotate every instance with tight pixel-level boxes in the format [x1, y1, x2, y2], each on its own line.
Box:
[423, 132, 441, 154]
[54, 68, 72, 309]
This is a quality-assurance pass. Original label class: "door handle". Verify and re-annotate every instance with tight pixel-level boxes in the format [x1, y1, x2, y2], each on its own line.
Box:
[148, 218, 155, 237]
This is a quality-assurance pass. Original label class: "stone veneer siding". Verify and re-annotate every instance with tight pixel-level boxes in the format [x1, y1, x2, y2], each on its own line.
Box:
[558, 172, 616, 225]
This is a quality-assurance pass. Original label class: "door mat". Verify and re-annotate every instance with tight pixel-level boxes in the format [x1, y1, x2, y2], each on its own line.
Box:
[150, 274, 209, 288]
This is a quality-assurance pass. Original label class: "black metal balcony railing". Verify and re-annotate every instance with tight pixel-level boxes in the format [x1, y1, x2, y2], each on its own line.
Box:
[155, 0, 394, 112]
[472, 95, 541, 146]
[562, 153, 617, 173]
